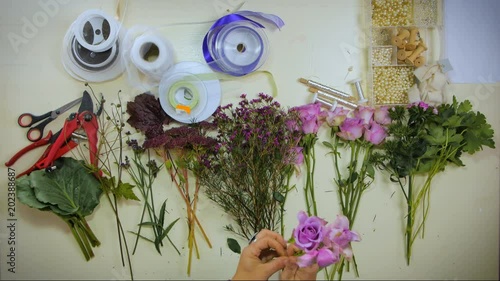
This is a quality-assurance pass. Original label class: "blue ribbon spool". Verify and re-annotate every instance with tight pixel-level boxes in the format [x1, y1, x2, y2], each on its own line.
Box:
[202, 11, 284, 76]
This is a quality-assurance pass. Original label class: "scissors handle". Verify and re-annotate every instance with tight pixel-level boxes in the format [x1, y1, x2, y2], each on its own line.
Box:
[5, 131, 54, 167]
[18, 111, 52, 128]
[26, 117, 54, 142]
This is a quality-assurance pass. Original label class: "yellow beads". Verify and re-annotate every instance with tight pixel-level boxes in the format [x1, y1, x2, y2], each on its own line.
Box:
[372, 0, 413, 27]
[373, 66, 414, 104]
[372, 47, 393, 66]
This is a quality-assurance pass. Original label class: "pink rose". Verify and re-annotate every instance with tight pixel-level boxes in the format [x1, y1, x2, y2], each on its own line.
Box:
[294, 103, 323, 134]
[294, 211, 328, 252]
[364, 121, 387, 145]
[337, 118, 364, 141]
[320, 106, 350, 127]
[373, 106, 391, 125]
[354, 106, 374, 125]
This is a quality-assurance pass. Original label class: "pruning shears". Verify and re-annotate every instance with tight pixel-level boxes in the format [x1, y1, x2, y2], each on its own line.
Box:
[5, 91, 102, 178]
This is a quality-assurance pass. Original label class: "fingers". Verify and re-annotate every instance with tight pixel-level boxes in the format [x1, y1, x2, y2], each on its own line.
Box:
[286, 243, 300, 256]
[250, 237, 287, 257]
[260, 256, 287, 277]
[255, 229, 287, 247]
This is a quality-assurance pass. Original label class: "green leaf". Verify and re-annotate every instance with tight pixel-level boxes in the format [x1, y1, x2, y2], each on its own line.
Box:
[349, 172, 358, 184]
[114, 181, 139, 201]
[158, 200, 168, 228]
[424, 125, 446, 145]
[16, 176, 51, 210]
[26, 157, 102, 217]
[365, 164, 375, 179]
[442, 115, 463, 128]
[227, 238, 241, 254]
[457, 100, 472, 114]
[322, 141, 333, 150]
[273, 192, 285, 203]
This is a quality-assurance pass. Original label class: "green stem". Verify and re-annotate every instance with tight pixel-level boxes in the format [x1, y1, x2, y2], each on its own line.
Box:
[406, 175, 413, 265]
[304, 144, 312, 216]
[310, 142, 318, 216]
[65, 217, 91, 261]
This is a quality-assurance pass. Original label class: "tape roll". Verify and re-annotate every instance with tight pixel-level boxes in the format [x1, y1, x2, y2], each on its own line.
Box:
[159, 62, 221, 124]
[62, 9, 125, 82]
[122, 26, 175, 91]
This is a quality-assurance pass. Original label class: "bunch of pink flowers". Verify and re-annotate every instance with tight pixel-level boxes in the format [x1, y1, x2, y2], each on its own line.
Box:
[292, 211, 360, 268]
[322, 105, 391, 145]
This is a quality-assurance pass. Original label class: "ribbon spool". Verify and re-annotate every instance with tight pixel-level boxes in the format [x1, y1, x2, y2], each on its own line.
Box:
[159, 62, 221, 124]
[62, 9, 126, 82]
[203, 11, 284, 77]
[121, 26, 175, 91]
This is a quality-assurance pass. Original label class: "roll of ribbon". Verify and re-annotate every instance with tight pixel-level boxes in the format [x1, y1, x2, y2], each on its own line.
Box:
[61, 9, 126, 82]
[122, 25, 175, 91]
[202, 11, 284, 76]
[159, 61, 221, 124]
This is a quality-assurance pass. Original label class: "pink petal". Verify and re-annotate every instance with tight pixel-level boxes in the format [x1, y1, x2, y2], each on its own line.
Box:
[297, 210, 308, 224]
[316, 248, 338, 267]
[332, 215, 350, 230]
[297, 251, 318, 268]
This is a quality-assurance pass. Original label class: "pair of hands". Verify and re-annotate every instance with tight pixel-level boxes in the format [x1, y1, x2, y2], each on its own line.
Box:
[232, 229, 319, 280]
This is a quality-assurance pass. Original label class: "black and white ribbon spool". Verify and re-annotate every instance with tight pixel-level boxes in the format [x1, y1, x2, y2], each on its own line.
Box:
[62, 9, 126, 82]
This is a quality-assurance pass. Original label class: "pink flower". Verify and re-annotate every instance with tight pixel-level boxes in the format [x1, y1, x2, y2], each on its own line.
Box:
[373, 106, 391, 125]
[289, 146, 304, 165]
[364, 121, 387, 145]
[294, 211, 328, 252]
[328, 215, 360, 260]
[294, 103, 323, 134]
[320, 106, 350, 127]
[354, 106, 375, 125]
[337, 118, 364, 141]
[408, 101, 429, 110]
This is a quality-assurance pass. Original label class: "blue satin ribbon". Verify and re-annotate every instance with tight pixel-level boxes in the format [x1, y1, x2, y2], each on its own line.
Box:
[202, 11, 284, 76]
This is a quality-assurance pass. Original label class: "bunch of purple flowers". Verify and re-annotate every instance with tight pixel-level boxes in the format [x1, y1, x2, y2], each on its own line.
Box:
[292, 211, 360, 268]
[197, 93, 303, 239]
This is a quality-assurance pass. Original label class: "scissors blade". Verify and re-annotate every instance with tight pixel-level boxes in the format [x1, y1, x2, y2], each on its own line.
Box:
[78, 91, 94, 113]
[50, 97, 83, 118]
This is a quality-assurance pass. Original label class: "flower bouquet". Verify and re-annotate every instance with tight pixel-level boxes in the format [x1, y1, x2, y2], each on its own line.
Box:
[321, 105, 390, 279]
[196, 93, 302, 239]
[290, 211, 360, 269]
[376, 99, 495, 264]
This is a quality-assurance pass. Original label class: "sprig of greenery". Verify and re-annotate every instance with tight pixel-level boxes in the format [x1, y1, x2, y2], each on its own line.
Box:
[376, 98, 495, 265]
[123, 141, 180, 256]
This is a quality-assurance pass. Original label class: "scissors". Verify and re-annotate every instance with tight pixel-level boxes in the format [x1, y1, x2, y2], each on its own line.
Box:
[18, 97, 83, 142]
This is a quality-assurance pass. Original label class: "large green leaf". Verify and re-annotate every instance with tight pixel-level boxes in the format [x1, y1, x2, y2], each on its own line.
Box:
[27, 157, 102, 217]
[16, 176, 51, 210]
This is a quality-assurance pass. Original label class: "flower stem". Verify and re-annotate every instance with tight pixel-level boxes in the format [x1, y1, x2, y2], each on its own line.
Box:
[406, 175, 413, 265]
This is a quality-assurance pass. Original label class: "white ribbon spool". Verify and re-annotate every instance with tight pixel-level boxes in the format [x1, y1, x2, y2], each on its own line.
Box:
[72, 9, 120, 53]
[61, 9, 126, 82]
[122, 26, 175, 91]
[159, 62, 221, 124]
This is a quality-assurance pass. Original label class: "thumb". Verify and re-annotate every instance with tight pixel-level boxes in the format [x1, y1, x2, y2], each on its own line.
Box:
[260, 256, 288, 277]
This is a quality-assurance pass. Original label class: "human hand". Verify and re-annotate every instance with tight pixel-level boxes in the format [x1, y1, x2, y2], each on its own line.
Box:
[280, 244, 319, 281]
[232, 229, 288, 280]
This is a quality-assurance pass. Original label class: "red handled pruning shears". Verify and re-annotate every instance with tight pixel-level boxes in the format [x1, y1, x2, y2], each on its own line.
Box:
[6, 91, 101, 178]
[18, 97, 82, 142]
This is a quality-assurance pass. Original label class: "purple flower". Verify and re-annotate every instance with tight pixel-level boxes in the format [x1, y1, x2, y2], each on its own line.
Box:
[408, 101, 429, 110]
[354, 106, 375, 125]
[364, 121, 387, 145]
[289, 146, 304, 165]
[337, 118, 364, 141]
[327, 215, 360, 260]
[294, 211, 328, 252]
[320, 106, 350, 127]
[297, 247, 340, 268]
[373, 106, 391, 125]
[294, 103, 323, 134]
